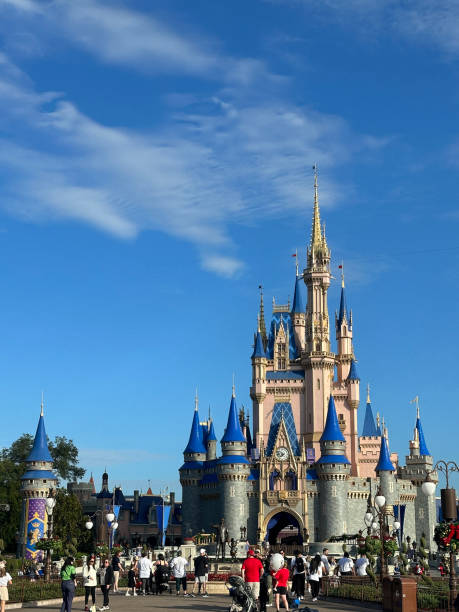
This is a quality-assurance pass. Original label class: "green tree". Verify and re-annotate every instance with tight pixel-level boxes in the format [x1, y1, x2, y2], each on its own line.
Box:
[0, 433, 86, 552]
[52, 490, 94, 554]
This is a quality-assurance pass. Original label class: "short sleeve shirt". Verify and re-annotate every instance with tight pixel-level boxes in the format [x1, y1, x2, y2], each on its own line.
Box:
[0, 573, 12, 587]
[242, 557, 263, 582]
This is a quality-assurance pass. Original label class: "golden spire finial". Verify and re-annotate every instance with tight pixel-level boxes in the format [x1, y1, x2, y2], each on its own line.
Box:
[40, 391, 44, 417]
[311, 164, 322, 247]
[257, 313, 260, 333]
[376, 412, 380, 430]
[366, 383, 371, 404]
[341, 261, 345, 288]
[294, 248, 298, 276]
[232, 373, 235, 398]
[258, 285, 267, 346]
[194, 388, 198, 411]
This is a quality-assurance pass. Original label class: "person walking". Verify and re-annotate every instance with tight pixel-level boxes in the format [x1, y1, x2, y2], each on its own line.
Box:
[290, 550, 306, 600]
[60, 557, 76, 612]
[192, 549, 209, 597]
[273, 561, 290, 612]
[338, 551, 354, 576]
[0, 563, 12, 612]
[125, 557, 138, 597]
[309, 554, 325, 602]
[170, 551, 189, 597]
[241, 549, 263, 603]
[320, 548, 330, 576]
[111, 551, 123, 593]
[83, 557, 97, 611]
[138, 552, 152, 595]
[98, 559, 114, 611]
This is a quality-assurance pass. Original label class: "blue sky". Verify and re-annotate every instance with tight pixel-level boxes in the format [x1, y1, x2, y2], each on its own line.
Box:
[0, 0, 458, 495]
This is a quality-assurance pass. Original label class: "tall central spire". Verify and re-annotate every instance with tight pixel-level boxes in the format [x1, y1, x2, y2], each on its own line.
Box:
[307, 165, 330, 268]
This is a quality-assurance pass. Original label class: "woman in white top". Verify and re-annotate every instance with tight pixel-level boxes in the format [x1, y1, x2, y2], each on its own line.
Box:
[0, 564, 12, 612]
[83, 557, 97, 611]
[308, 554, 324, 602]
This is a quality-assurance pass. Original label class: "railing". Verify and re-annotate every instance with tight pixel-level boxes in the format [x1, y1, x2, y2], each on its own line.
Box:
[269, 544, 303, 556]
[322, 575, 382, 603]
[416, 578, 449, 611]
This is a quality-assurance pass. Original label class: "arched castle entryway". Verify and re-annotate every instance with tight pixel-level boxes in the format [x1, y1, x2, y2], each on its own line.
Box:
[262, 508, 304, 545]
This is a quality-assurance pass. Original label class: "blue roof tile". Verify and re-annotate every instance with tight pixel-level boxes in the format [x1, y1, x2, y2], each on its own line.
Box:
[347, 359, 360, 381]
[184, 409, 206, 455]
[266, 370, 304, 380]
[201, 473, 218, 484]
[26, 413, 53, 463]
[362, 402, 378, 437]
[416, 418, 430, 456]
[306, 468, 318, 480]
[207, 420, 217, 442]
[252, 330, 266, 359]
[179, 461, 204, 470]
[21, 470, 57, 480]
[338, 286, 347, 326]
[291, 276, 305, 313]
[320, 396, 345, 443]
[375, 436, 395, 472]
[221, 395, 246, 443]
[218, 455, 250, 464]
[248, 469, 260, 481]
[266, 312, 298, 360]
[266, 402, 300, 456]
[317, 455, 350, 465]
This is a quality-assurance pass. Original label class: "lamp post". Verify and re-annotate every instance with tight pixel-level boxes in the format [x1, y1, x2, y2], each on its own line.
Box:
[422, 459, 458, 610]
[364, 489, 400, 578]
[44, 490, 56, 582]
[85, 510, 118, 557]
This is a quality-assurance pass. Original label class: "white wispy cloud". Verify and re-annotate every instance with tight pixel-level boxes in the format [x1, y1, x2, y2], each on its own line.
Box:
[79, 448, 171, 468]
[0, 4, 389, 277]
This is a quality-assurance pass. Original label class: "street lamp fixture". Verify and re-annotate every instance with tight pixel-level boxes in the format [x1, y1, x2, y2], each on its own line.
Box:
[44, 490, 56, 582]
[422, 459, 459, 610]
[364, 488, 397, 577]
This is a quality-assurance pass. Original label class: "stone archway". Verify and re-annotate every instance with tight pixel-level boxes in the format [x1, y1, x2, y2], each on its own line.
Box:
[262, 508, 304, 545]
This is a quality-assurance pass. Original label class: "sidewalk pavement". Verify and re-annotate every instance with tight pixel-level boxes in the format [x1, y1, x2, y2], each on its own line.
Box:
[33, 592, 381, 611]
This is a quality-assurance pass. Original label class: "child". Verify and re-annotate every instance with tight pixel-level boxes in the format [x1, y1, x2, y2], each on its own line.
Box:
[273, 561, 290, 612]
[126, 557, 137, 597]
[0, 563, 13, 612]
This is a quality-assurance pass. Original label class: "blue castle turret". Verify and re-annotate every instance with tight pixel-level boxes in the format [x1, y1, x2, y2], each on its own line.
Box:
[218, 387, 250, 540]
[362, 384, 378, 437]
[179, 393, 206, 539]
[376, 433, 396, 524]
[316, 395, 351, 543]
[19, 402, 58, 559]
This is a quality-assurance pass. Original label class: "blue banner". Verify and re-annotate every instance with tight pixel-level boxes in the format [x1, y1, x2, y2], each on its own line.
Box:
[155, 504, 171, 546]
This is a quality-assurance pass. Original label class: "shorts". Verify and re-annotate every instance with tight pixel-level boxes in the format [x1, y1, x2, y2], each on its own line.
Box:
[0, 586, 9, 601]
[113, 570, 120, 582]
[276, 586, 287, 595]
[246, 582, 260, 599]
[194, 576, 206, 583]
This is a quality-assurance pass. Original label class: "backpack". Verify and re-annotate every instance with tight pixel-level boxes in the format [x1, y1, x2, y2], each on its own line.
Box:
[295, 556, 304, 573]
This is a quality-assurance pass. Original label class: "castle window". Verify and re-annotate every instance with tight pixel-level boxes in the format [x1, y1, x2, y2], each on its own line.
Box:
[285, 470, 297, 491]
[239, 503, 244, 516]
[276, 341, 286, 370]
[230, 486, 235, 497]
[343, 326, 347, 335]
[317, 379, 320, 390]
[389, 481, 394, 493]
[331, 485, 337, 497]
[343, 521, 347, 532]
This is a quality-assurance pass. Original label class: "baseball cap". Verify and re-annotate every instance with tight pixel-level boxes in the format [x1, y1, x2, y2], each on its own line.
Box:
[200, 548, 206, 554]
[248, 549, 255, 556]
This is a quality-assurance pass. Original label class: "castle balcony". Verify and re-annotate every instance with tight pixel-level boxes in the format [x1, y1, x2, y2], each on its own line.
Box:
[265, 490, 301, 506]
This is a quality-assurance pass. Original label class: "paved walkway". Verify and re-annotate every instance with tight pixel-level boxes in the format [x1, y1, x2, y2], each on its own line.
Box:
[34, 592, 381, 611]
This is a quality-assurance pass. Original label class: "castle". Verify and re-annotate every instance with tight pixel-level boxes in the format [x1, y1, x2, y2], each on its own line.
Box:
[179, 171, 438, 552]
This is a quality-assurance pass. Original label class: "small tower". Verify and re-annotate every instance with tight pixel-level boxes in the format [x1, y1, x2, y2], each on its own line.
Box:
[362, 385, 378, 437]
[206, 420, 217, 461]
[251, 317, 267, 448]
[375, 434, 396, 528]
[316, 395, 351, 543]
[399, 398, 438, 549]
[179, 393, 206, 539]
[336, 272, 354, 382]
[218, 386, 250, 540]
[346, 359, 360, 475]
[291, 274, 306, 353]
[19, 402, 58, 559]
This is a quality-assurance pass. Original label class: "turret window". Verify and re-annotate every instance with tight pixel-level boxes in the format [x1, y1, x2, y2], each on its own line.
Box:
[276, 342, 286, 370]
[317, 379, 320, 390]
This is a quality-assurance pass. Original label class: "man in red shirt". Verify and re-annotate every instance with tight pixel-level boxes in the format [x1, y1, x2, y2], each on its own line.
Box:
[241, 549, 263, 602]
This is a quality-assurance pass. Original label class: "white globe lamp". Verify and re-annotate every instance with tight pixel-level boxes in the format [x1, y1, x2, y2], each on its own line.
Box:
[85, 520, 94, 530]
[106, 512, 115, 523]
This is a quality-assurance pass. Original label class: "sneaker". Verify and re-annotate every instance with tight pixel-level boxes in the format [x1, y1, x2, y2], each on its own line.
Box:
[202, 593, 209, 598]
[84, 607, 89, 611]
[184, 593, 190, 597]
[125, 592, 131, 597]
[190, 593, 196, 597]
[98, 608, 106, 611]
[133, 592, 138, 596]
[312, 597, 317, 602]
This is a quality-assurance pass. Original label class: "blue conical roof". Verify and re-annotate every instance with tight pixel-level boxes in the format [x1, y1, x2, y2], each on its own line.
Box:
[184, 409, 206, 455]
[252, 330, 266, 359]
[221, 394, 246, 443]
[347, 359, 360, 381]
[320, 395, 345, 442]
[291, 276, 304, 313]
[338, 285, 347, 326]
[375, 435, 395, 472]
[26, 411, 53, 462]
[207, 420, 217, 442]
[362, 402, 378, 436]
[416, 417, 430, 456]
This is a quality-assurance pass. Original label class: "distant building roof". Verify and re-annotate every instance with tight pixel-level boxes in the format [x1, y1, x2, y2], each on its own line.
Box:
[266, 370, 304, 381]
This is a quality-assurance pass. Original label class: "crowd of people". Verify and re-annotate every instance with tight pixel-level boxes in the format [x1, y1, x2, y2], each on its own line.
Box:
[240, 546, 370, 611]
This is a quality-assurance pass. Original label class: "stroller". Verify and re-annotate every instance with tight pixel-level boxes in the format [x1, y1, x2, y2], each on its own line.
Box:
[226, 575, 257, 612]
